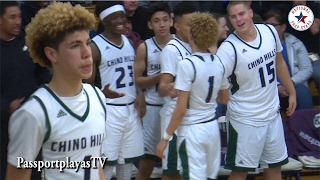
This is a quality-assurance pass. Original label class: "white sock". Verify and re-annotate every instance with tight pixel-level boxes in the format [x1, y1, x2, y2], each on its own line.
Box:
[103, 165, 114, 180]
[116, 163, 133, 180]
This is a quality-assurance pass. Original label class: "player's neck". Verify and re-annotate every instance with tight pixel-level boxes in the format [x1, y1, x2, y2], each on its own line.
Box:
[154, 34, 174, 48]
[102, 31, 123, 46]
[175, 33, 188, 44]
[191, 45, 207, 53]
[48, 73, 83, 97]
[236, 25, 257, 42]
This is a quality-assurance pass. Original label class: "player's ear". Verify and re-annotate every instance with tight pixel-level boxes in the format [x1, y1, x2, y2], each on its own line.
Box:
[174, 22, 179, 32]
[44, 46, 58, 64]
[249, 8, 253, 18]
[147, 21, 153, 30]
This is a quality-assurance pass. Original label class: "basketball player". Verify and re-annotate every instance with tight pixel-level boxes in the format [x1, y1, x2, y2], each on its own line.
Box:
[216, 1, 297, 180]
[157, 2, 196, 180]
[157, 12, 230, 179]
[87, 2, 145, 179]
[6, 2, 106, 179]
[134, 2, 174, 179]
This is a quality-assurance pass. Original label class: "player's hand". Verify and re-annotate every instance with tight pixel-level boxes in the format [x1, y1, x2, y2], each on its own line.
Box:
[156, 139, 168, 159]
[286, 94, 296, 116]
[134, 91, 146, 120]
[9, 97, 25, 114]
[166, 82, 178, 98]
[102, 83, 125, 98]
[278, 85, 289, 97]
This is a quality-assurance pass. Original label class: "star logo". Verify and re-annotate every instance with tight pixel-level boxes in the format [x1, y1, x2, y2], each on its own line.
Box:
[288, 5, 314, 31]
[295, 12, 308, 23]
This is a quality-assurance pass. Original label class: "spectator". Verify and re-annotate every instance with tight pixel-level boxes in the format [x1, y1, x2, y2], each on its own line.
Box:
[286, 1, 320, 95]
[124, 0, 154, 40]
[20, 1, 50, 32]
[0, 1, 51, 179]
[123, 15, 143, 51]
[264, 7, 313, 111]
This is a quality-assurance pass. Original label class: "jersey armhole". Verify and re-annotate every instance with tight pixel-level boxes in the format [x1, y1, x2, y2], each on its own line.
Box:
[92, 86, 107, 120]
[167, 43, 182, 58]
[215, 55, 226, 77]
[225, 41, 237, 75]
[185, 58, 196, 83]
[31, 95, 51, 143]
[142, 42, 148, 77]
[264, 24, 277, 44]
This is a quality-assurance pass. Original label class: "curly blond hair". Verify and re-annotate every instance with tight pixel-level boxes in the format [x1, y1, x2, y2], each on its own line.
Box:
[187, 12, 219, 50]
[25, 2, 96, 68]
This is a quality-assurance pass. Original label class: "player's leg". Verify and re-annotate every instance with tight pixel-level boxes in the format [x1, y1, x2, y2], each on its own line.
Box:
[136, 105, 162, 180]
[225, 119, 267, 180]
[160, 106, 181, 180]
[260, 113, 288, 180]
[118, 104, 144, 180]
[102, 105, 127, 179]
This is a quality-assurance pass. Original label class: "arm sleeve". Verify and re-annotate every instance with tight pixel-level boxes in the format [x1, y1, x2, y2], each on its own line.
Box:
[216, 42, 236, 78]
[160, 47, 180, 76]
[174, 60, 194, 91]
[7, 99, 46, 167]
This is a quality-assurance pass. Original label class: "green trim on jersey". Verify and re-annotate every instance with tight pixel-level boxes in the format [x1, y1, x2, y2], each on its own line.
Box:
[124, 155, 144, 164]
[142, 154, 161, 162]
[179, 139, 190, 180]
[104, 159, 118, 166]
[32, 95, 51, 143]
[151, 37, 163, 51]
[225, 122, 256, 172]
[142, 42, 148, 77]
[43, 85, 90, 122]
[163, 134, 180, 175]
[226, 41, 239, 95]
[173, 38, 191, 55]
[92, 86, 106, 120]
[233, 25, 262, 50]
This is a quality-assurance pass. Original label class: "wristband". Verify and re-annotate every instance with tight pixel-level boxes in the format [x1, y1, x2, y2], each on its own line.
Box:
[162, 131, 172, 141]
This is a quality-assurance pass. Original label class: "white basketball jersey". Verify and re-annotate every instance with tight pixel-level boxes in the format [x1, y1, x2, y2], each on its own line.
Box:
[144, 37, 165, 105]
[175, 53, 229, 125]
[160, 37, 192, 113]
[92, 34, 136, 104]
[219, 24, 281, 126]
[13, 84, 106, 180]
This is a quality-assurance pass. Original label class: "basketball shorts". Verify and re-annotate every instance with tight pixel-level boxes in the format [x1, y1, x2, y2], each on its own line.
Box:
[225, 113, 288, 171]
[177, 119, 221, 180]
[102, 103, 144, 165]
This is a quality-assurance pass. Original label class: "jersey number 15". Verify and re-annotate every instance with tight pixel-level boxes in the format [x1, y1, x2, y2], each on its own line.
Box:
[258, 61, 275, 87]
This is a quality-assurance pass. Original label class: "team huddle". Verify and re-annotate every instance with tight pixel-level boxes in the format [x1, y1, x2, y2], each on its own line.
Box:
[6, 1, 296, 180]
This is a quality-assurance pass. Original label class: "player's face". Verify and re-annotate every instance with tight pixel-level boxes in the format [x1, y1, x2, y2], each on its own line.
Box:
[175, 13, 194, 42]
[218, 17, 229, 41]
[265, 17, 286, 37]
[0, 6, 21, 39]
[103, 11, 126, 35]
[55, 30, 93, 80]
[148, 11, 172, 37]
[228, 4, 253, 35]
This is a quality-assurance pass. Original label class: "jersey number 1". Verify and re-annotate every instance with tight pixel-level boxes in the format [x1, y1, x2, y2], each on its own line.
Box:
[205, 76, 214, 103]
[83, 155, 91, 180]
[258, 61, 275, 87]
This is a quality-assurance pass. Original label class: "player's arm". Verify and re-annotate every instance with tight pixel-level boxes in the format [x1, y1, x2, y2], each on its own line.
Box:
[134, 86, 147, 120]
[309, 18, 320, 35]
[216, 89, 229, 104]
[276, 52, 296, 115]
[6, 164, 31, 180]
[7, 100, 45, 180]
[134, 43, 161, 89]
[99, 150, 105, 180]
[158, 49, 178, 97]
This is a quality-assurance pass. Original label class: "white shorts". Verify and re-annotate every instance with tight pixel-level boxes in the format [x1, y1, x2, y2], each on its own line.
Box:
[178, 119, 221, 180]
[102, 104, 144, 165]
[159, 105, 180, 175]
[142, 104, 162, 161]
[225, 113, 288, 171]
